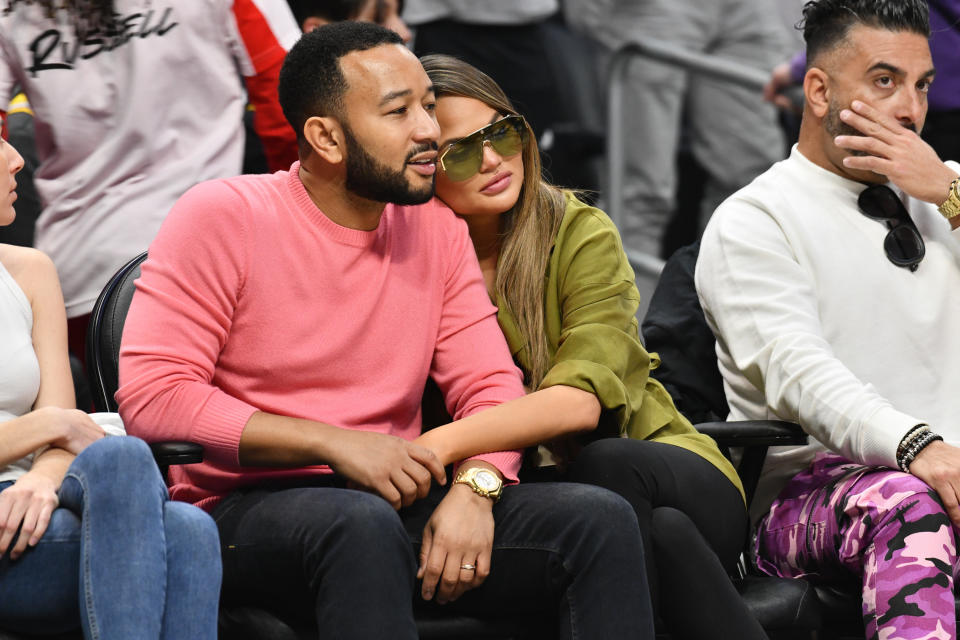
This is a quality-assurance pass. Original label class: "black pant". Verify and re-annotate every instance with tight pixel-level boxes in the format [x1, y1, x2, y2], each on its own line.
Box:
[211, 477, 654, 640]
[569, 438, 767, 640]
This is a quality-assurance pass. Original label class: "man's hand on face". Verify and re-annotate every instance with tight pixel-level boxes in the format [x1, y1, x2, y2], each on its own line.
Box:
[834, 100, 959, 204]
[908, 440, 960, 529]
[418, 463, 497, 604]
[325, 430, 446, 510]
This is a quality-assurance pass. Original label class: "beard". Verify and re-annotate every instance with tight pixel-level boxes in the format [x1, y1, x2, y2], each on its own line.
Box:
[342, 123, 435, 205]
[825, 100, 870, 157]
[824, 99, 918, 157]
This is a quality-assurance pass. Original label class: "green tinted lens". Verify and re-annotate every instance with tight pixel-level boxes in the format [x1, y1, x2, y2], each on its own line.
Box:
[440, 133, 483, 181]
[487, 118, 524, 158]
[439, 115, 526, 182]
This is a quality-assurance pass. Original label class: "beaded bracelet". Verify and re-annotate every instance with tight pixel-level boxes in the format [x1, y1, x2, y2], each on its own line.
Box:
[897, 425, 929, 470]
[896, 423, 929, 460]
[899, 432, 931, 471]
[899, 431, 944, 472]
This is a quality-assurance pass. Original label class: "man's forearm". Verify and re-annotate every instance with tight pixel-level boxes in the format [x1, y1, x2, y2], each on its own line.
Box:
[238, 411, 341, 467]
[239, 411, 448, 508]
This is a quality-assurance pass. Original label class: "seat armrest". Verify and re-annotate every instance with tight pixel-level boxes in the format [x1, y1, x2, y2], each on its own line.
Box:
[696, 420, 807, 509]
[149, 441, 204, 467]
[696, 420, 807, 448]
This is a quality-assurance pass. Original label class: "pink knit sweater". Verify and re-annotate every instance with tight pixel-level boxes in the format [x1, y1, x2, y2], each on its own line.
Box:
[117, 164, 524, 510]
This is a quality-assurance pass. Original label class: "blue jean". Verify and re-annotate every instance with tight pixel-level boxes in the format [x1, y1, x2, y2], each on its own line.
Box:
[0, 436, 221, 640]
[212, 478, 655, 640]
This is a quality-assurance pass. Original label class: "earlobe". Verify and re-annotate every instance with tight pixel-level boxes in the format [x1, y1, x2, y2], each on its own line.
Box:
[301, 16, 327, 33]
[804, 67, 830, 118]
[304, 117, 344, 164]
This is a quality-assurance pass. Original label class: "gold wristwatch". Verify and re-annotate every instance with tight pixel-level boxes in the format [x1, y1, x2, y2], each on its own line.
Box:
[939, 177, 960, 220]
[454, 467, 503, 502]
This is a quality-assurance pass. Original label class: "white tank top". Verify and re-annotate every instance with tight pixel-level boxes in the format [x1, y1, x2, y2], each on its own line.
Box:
[0, 258, 41, 483]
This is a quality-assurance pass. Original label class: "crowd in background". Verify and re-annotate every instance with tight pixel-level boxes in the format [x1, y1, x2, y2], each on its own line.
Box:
[0, 1, 902, 263]
[5, 0, 955, 290]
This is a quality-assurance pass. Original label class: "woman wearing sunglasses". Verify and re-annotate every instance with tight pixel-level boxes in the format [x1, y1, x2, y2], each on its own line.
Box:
[0, 133, 221, 639]
[415, 54, 766, 640]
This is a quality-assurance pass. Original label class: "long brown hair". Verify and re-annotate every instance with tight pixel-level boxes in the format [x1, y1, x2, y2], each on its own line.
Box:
[421, 54, 567, 389]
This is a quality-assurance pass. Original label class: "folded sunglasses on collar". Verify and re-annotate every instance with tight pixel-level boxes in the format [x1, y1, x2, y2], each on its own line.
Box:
[857, 184, 925, 272]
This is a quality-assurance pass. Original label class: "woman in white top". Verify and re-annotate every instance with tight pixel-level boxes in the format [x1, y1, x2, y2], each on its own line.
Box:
[0, 132, 221, 639]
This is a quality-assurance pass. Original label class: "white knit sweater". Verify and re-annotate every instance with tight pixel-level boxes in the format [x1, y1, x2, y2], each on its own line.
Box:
[696, 145, 960, 514]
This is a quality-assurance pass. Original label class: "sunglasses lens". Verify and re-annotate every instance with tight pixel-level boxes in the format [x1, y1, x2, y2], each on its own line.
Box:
[441, 136, 483, 182]
[440, 117, 526, 182]
[858, 187, 898, 221]
[884, 226, 925, 266]
[488, 119, 524, 158]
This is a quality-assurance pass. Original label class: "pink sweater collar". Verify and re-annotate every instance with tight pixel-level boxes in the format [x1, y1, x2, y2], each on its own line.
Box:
[286, 161, 387, 249]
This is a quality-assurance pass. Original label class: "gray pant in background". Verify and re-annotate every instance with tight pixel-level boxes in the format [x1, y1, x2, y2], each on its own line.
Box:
[565, 0, 788, 258]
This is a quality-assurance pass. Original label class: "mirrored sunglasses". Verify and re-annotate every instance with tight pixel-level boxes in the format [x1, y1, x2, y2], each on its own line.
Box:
[857, 184, 925, 272]
[438, 115, 527, 182]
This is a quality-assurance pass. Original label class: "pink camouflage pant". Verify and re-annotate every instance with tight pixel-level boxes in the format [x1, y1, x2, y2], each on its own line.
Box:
[756, 452, 958, 640]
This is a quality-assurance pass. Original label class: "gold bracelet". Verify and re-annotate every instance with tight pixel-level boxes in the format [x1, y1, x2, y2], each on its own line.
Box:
[939, 177, 960, 220]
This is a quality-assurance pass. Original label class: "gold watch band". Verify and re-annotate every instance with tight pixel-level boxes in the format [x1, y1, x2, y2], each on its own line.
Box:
[454, 467, 503, 502]
[939, 177, 960, 220]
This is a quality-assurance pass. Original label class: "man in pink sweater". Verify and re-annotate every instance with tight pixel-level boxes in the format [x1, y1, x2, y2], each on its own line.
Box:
[117, 21, 654, 639]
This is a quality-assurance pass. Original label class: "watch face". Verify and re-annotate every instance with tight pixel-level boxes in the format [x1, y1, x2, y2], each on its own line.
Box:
[475, 470, 499, 491]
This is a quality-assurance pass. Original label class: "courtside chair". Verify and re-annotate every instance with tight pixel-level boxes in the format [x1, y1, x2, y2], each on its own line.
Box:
[642, 240, 822, 639]
[86, 252, 550, 640]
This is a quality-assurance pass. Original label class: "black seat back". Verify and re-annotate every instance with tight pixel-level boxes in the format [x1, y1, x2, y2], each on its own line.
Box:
[86, 251, 148, 412]
[641, 240, 729, 423]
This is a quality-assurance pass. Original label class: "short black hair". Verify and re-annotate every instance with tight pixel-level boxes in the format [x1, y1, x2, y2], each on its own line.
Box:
[286, 0, 369, 26]
[800, 0, 930, 65]
[278, 21, 403, 146]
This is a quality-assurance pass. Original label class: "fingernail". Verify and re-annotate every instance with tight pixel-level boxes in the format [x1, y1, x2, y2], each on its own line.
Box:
[423, 590, 433, 599]
[852, 100, 863, 109]
[840, 110, 851, 119]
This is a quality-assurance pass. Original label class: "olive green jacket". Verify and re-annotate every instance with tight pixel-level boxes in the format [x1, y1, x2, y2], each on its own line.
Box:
[496, 193, 744, 499]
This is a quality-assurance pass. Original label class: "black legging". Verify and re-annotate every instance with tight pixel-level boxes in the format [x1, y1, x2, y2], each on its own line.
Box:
[568, 438, 767, 640]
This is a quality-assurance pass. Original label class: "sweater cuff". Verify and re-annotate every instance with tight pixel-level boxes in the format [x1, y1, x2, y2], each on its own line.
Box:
[858, 406, 923, 469]
[191, 391, 260, 467]
[464, 450, 522, 484]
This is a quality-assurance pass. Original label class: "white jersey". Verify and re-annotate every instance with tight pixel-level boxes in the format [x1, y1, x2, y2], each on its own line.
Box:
[0, 0, 299, 316]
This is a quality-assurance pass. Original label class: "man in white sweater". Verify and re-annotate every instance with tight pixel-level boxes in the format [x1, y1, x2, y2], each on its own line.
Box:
[695, 1, 960, 638]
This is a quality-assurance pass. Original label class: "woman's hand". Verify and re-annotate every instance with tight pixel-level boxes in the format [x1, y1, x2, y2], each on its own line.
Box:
[37, 407, 106, 455]
[418, 482, 495, 604]
[0, 471, 59, 560]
